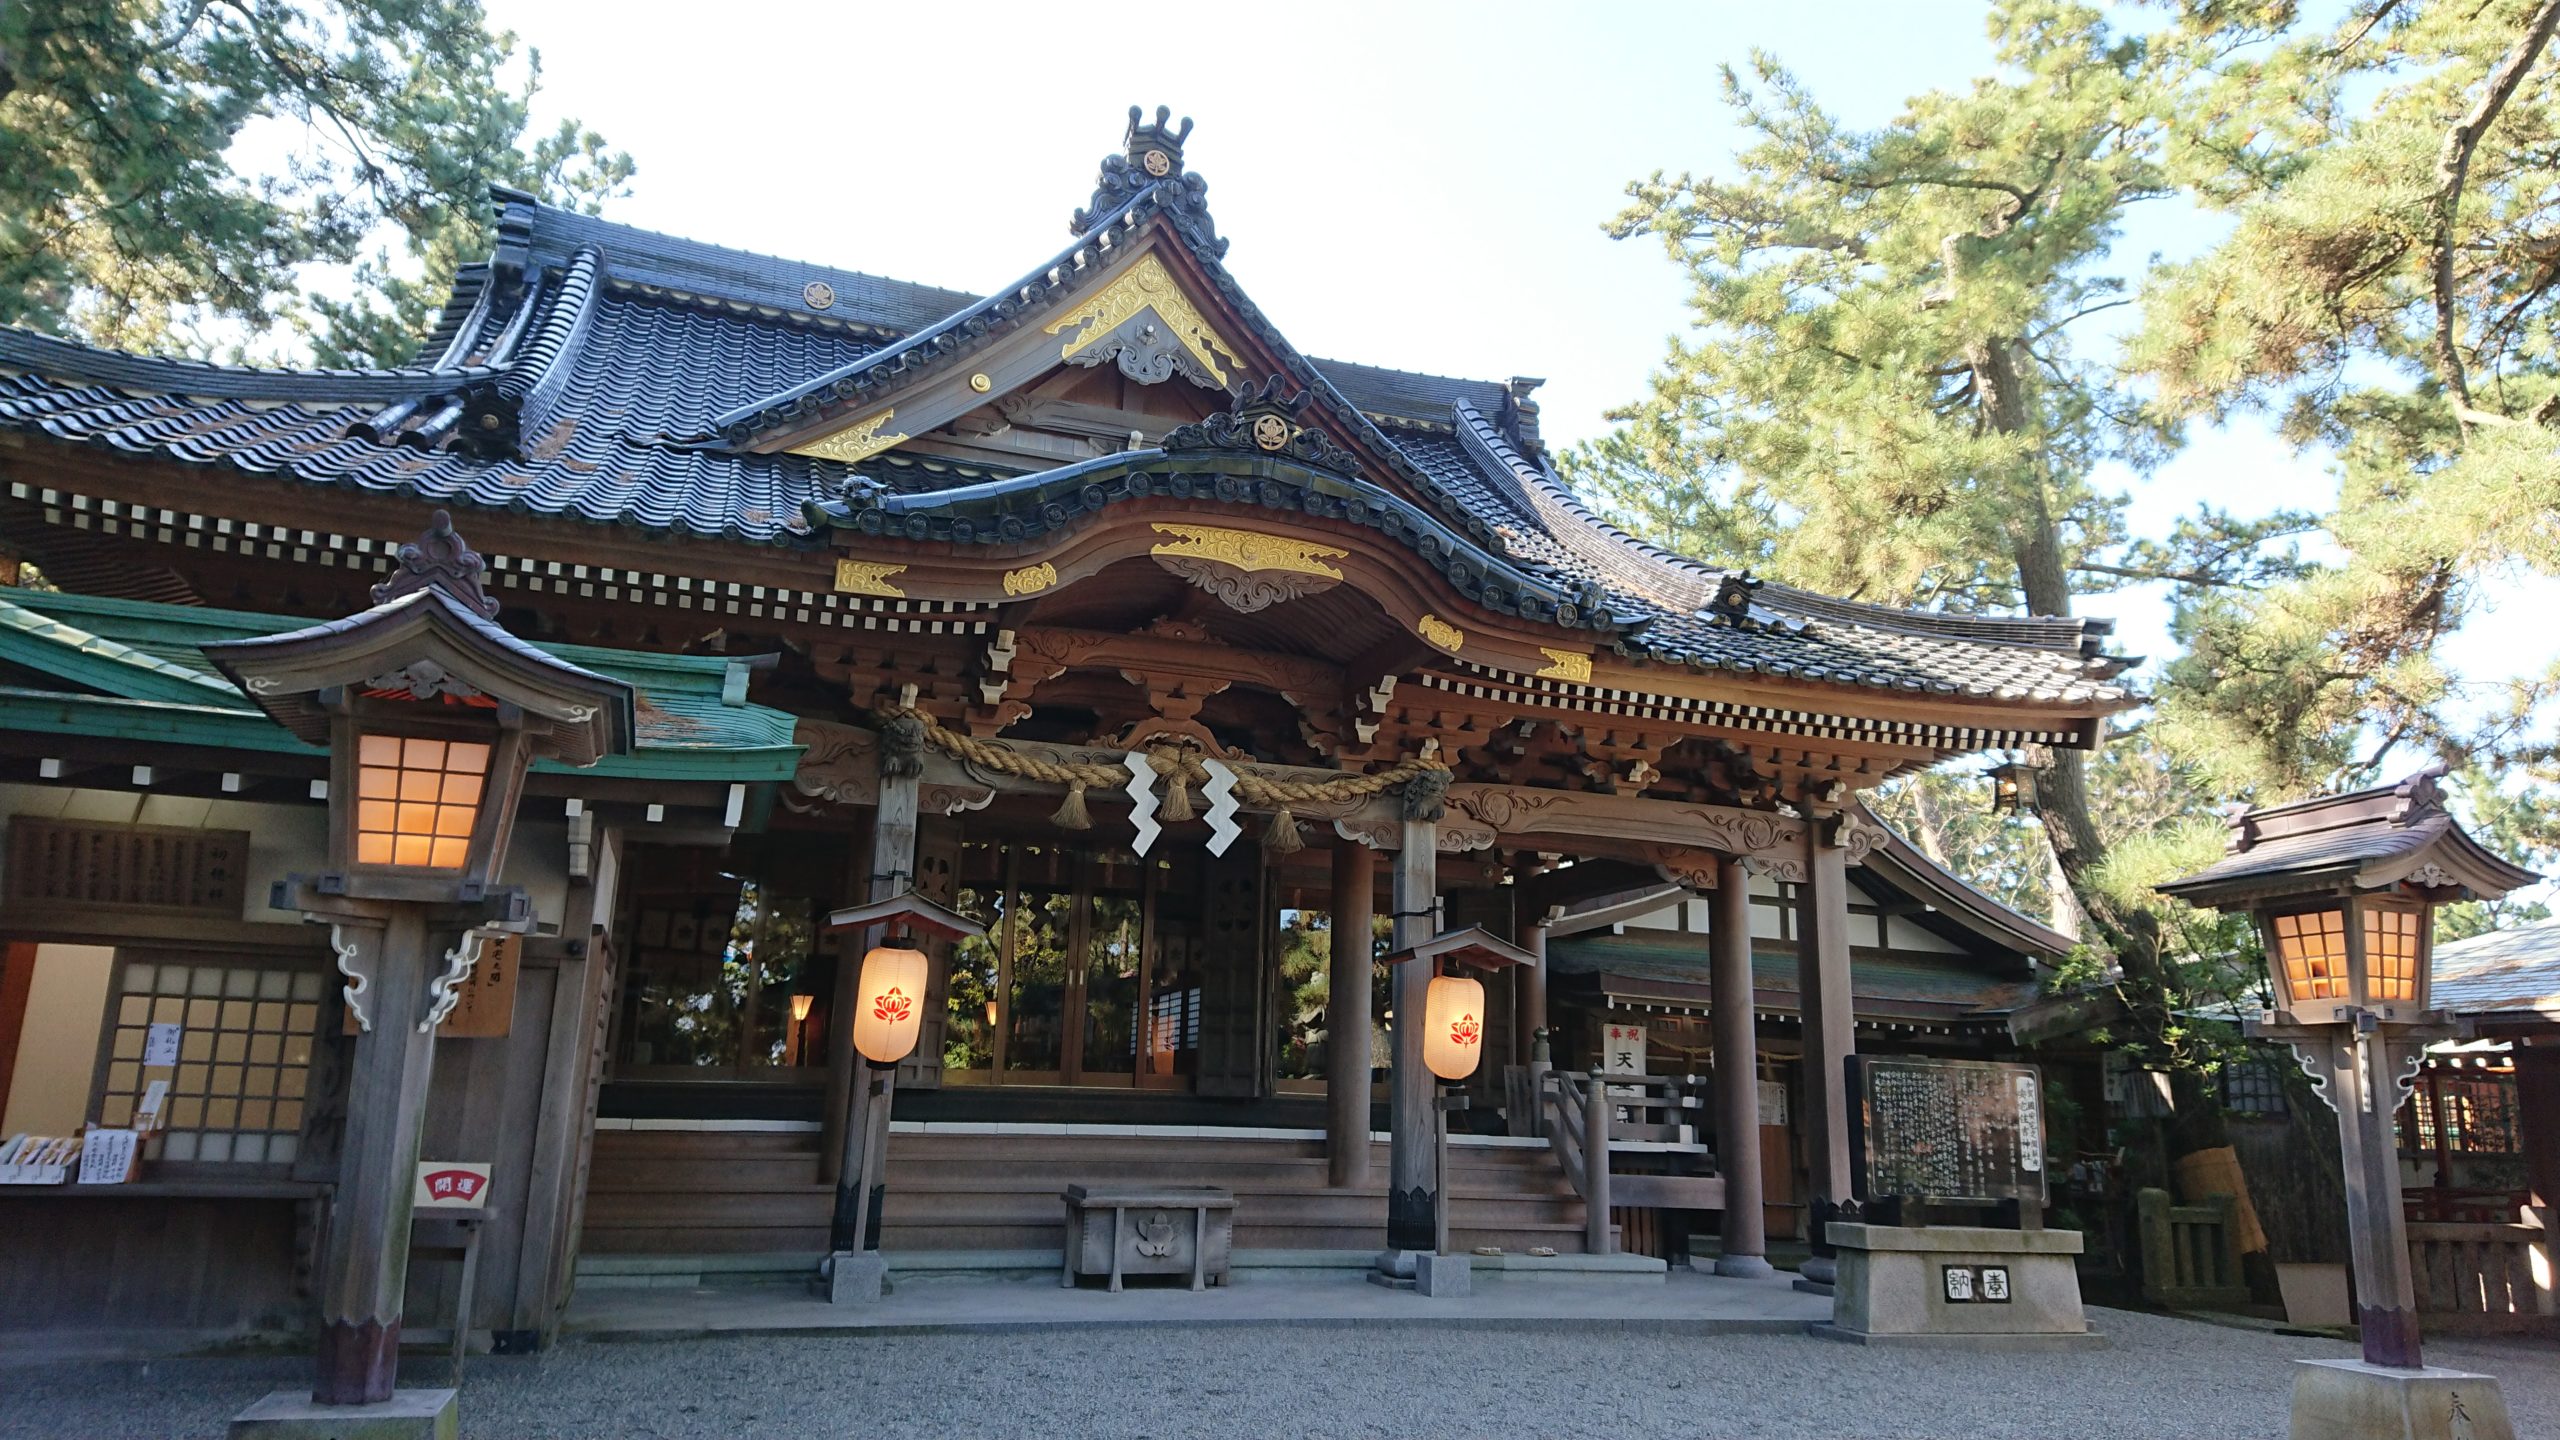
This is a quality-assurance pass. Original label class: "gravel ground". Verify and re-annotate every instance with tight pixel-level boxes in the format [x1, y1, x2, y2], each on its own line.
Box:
[4, 1309, 2551, 1439]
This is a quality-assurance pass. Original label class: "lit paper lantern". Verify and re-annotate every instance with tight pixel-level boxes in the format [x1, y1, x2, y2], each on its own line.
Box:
[1422, 974, 1486, 1081]
[853, 943, 930, 1064]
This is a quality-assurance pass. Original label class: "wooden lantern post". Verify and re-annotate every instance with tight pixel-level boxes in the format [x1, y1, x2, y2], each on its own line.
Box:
[202, 513, 633, 1425]
[816, 891, 985, 1303]
[2161, 768, 2534, 1440]
[1377, 925, 1533, 1294]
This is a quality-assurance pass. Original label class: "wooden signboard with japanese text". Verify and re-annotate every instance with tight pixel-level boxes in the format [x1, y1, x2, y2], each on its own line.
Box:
[1847, 1055, 2046, 1208]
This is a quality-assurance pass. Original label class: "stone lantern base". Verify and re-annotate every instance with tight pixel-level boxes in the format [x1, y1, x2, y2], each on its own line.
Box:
[2288, 1359, 2514, 1440]
[230, 1388, 458, 1439]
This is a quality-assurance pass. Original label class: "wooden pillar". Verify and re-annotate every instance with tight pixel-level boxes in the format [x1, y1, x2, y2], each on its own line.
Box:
[2319, 1031, 2426, 1367]
[313, 908, 440, 1406]
[2517, 1044, 2560, 1304]
[1385, 818, 1438, 1254]
[1796, 814, 1856, 1280]
[1327, 840, 1377, 1188]
[1518, 918, 1549, 1069]
[831, 761, 918, 1253]
[817, 822, 876, 1187]
[508, 824, 622, 1344]
[1710, 855, 1771, 1277]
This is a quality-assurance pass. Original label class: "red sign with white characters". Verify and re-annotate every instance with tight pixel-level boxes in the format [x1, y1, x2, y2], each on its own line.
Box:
[413, 1161, 492, 1209]
[873, 987, 914, 1023]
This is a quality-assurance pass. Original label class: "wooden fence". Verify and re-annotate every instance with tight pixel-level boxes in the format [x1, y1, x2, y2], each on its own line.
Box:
[2408, 1220, 2555, 1334]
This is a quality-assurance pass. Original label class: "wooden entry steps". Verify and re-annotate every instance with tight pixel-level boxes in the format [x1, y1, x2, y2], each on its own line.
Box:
[582, 1124, 1611, 1258]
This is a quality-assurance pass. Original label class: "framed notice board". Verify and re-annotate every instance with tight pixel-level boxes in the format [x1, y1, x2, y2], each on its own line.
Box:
[1846, 1055, 2046, 1207]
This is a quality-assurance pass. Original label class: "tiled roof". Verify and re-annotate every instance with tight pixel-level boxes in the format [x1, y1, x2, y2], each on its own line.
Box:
[2432, 920, 2560, 1019]
[0, 176, 2139, 712]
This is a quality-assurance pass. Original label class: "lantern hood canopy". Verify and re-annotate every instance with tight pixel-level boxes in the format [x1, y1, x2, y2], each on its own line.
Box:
[198, 511, 635, 767]
[2156, 765, 2538, 910]
[824, 890, 986, 943]
[1385, 925, 1536, 972]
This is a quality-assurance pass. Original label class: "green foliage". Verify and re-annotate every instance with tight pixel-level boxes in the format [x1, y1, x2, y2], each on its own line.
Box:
[2135, 0, 2560, 794]
[1573, 0, 2558, 1103]
[0, 0, 632, 364]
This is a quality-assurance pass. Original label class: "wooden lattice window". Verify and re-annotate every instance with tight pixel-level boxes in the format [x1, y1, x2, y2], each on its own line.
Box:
[4, 817, 250, 917]
[95, 956, 325, 1166]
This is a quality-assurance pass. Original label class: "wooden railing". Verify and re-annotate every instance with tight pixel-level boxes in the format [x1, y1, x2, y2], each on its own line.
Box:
[1542, 1070, 1613, 1255]
[1540, 1072, 1730, 1257]
[2408, 1221, 2555, 1332]
[2137, 1188, 2252, 1310]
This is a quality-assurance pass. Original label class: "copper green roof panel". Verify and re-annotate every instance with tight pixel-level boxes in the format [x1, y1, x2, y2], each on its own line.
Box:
[0, 590, 799, 781]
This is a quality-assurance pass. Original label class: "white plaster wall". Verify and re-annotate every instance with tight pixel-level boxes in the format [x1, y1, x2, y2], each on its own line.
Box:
[1, 942, 114, 1134]
[1884, 912, 1967, 954]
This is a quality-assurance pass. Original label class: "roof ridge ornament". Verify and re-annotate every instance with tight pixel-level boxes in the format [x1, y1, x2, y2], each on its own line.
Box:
[1073, 105, 1227, 259]
[373, 509, 501, 619]
[1161, 375, 1361, 474]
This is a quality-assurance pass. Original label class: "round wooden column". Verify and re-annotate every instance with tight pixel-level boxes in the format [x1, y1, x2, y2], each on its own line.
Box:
[1384, 820, 1438, 1253]
[1326, 839, 1377, 1188]
[1709, 856, 1772, 1276]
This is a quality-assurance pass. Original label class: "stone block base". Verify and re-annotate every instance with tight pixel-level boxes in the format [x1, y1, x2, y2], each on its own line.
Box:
[1806, 1321, 2106, 1351]
[2289, 1359, 2514, 1440]
[230, 1389, 457, 1440]
[1713, 1253, 1775, 1279]
[1826, 1223, 2090, 1343]
[1415, 1252, 1472, 1297]
[823, 1250, 886, 1305]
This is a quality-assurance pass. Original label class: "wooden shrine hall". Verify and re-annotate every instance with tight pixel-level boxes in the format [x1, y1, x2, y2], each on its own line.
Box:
[0, 108, 2136, 1337]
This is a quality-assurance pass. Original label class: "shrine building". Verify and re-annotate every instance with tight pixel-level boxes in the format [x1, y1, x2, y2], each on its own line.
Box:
[0, 109, 2137, 1342]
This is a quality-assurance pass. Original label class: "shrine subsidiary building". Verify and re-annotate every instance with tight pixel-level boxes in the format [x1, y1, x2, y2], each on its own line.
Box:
[0, 110, 2134, 1340]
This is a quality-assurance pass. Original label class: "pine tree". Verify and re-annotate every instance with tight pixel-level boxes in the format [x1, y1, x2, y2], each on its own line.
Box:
[0, 0, 632, 365]
[2132, 0, 2560, 805]
[1568, 2, 2255, 1145]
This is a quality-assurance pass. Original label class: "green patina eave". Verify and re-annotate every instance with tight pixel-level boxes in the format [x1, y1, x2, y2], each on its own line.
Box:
[0, 590, 801, 783]
[1546, 931, 2037, 1017]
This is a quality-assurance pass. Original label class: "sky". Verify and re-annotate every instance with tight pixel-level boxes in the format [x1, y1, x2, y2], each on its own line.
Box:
[462, 0, 2550, 714]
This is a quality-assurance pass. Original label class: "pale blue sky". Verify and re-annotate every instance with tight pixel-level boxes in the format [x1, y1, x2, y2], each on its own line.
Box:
[471, 0, 2549, 709]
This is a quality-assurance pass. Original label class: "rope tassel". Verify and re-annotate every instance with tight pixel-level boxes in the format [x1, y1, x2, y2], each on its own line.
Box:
[1262, 806, 1304, 854]
[1051, 781, 1093, 831]
[1159, 768, 1196, 823]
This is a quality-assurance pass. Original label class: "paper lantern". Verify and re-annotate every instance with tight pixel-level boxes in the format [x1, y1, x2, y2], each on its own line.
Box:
[1422, 974, 1486, 1081]
[853, 943, 930, 1064]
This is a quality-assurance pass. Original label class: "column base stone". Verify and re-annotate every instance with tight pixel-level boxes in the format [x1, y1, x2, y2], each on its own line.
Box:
[2288, 1359, 2514, 1440]
[1714, 1253, 1775, 1278]
[820, 1249, 886, 1304]
[230, 1389, 456, 1440]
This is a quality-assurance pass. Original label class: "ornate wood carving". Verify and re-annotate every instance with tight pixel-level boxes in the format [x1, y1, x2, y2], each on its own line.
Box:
[791, 409, 907, 464]
[1044, 254, 1244, 388]
[1149, 524, 1347, 614]
[1649, 846, 1723, 891]
[833, 558, 908, 597]
[372, 509, 498, 618]
[791, 719, 881, 806]
[918, 782, 995, 816]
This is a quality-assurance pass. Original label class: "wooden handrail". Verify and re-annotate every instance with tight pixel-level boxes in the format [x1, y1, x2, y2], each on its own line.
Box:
[1536, 1069, 1614, 1256]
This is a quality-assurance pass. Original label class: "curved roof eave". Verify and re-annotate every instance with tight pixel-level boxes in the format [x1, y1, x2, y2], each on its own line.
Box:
[802, 445, 1623, 638]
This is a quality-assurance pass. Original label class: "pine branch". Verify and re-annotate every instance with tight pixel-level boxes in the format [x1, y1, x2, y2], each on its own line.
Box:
[2432, 0, 2560, 426]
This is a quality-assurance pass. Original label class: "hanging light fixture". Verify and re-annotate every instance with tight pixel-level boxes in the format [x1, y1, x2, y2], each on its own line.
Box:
[1988, 758, 2038, 815]
[852, 940, 930, 1066]
[1423, 974, 1487, 1082]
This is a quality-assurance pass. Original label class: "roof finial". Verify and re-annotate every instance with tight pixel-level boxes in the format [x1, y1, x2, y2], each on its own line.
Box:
[372, 509, 500, 619]
[1123, 105, 1194, 176]
[1073, 106, 1227, 259]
